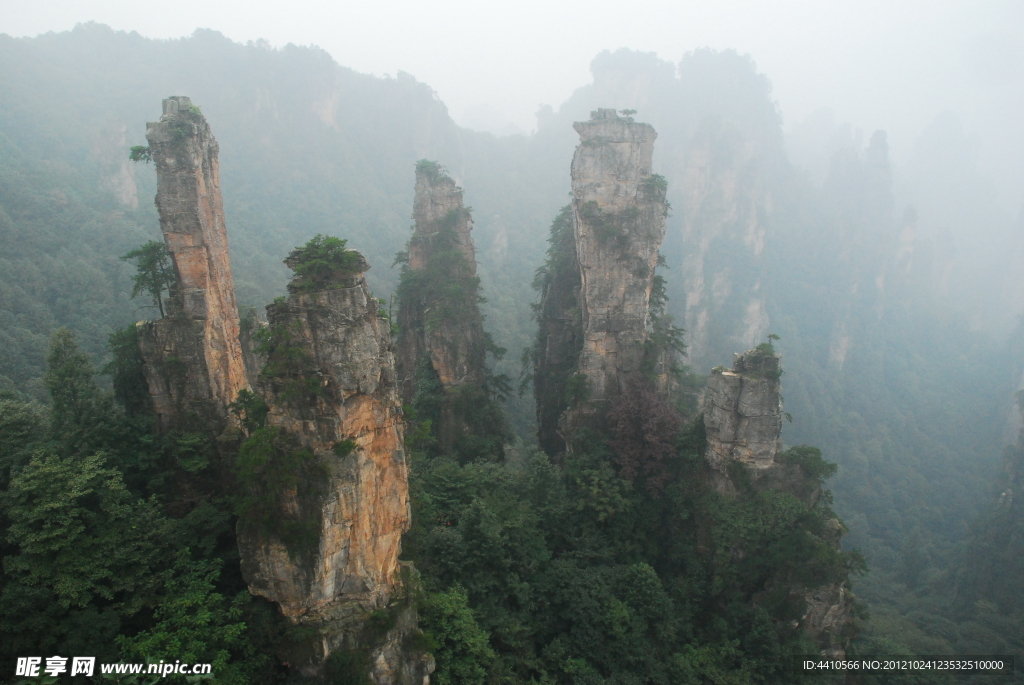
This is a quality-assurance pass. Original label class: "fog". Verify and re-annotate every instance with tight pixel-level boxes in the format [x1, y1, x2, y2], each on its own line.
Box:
[2, 0, 1024, 673]
[3, 0, 1022, 210]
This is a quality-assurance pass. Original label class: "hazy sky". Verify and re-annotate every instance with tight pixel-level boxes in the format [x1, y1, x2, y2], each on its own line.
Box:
[2, 0, 1022, 207]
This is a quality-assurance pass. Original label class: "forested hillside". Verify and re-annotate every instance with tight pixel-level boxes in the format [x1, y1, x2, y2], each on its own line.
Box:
[2, 22, 1023, 682]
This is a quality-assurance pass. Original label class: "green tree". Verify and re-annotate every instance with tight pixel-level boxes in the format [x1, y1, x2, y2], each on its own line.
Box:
[420, 585, 496, 685]
[117, 550, 258, 685]
[44, 328, 110, 453]
[3, 450, 167, 611]
[121, 241, 175, 318]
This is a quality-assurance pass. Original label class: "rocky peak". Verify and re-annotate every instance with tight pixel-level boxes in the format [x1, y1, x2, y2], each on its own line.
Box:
[238, 247, 430, 681]
[703, 346, 783, 472]
[570, 108, 667, 408]
[409, 160, 476, 273]
[137, 96, 250, 432]
[396, 161, 506, 459]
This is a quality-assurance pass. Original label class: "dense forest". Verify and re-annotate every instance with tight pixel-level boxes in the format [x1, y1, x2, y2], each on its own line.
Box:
[1, 22, 1023, 683]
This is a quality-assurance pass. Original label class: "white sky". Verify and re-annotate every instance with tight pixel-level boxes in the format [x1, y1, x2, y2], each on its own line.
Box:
[2, 0, 1023, 208]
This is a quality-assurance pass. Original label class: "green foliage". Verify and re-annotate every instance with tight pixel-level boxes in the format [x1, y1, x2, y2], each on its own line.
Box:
[406, 415, 851, 684]
[286, 233, 363, 293]
[420, 585, 496, 685]
[128, 146, 152, 163]
[228, 389, 269, 435]
[399, 220, 483, 333]
[564, 372, 590, 407]
[117, 550, 259, 685]
[121, 241, 175, 318]
[44, 328, 116, 453]
[234, 427, 325, 559]
[2, 450, 167, 611]
[415, 159, 445, 180]
[104, 325, 151, 416]
[333, 438, 359, 458]
[641, 173, 668, 194]
[253, 319, 321, 403]
[780, 445, 838, 482]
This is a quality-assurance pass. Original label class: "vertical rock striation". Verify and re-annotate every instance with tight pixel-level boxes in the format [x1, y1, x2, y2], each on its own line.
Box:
[137, 96, 250, 431]
[237, 248, 430, 681]
[703, 347, 783, 474]
[569, 108, 668, 411]
[396, 161, 505, 458]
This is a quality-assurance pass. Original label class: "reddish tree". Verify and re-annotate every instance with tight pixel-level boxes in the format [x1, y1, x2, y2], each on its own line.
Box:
[607, 375, 683, 496]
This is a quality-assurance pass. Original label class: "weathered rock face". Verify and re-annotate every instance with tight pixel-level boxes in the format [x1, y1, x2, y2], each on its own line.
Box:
[703, 347, 783, 472]
[238, 259, 429, 682]
[138, 96, 250, 431]
[570, 109, 668, 409]
[398, 163, 485, 394]
[396, 162, 504, 458]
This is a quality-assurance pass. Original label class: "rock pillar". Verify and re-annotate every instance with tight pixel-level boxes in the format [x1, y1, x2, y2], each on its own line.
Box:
[703, 347, 783, 473]
[237, 250, 430, 682]
[396, 161, 505, 458]
[137, 96, 250, 431]
[569, 108, 668, 410]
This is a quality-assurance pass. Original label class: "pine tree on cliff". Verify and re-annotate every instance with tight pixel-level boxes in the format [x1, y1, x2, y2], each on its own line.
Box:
[395, 160, 510, 462]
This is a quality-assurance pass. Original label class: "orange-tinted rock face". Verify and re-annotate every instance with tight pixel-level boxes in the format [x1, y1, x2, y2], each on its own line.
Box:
[570, 109, 668, 407]
[237, 266, 418, 677]
[142, 96, 249, 427]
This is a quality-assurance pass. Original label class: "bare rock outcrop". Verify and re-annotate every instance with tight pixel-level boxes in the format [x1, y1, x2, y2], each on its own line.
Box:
[237, 250, 430, 682]
[571, 109, 668, 407]
[137, 96, 250, 432]
[704, 347, 783, 473]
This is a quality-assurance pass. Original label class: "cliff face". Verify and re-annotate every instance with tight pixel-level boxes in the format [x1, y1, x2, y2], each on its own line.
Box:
[570, 109, 668, 409]
[237, 253, 430, 681]
[137, 96, 250, 431]
[704, 347, 783, 473]
[396, 162, 505, 458]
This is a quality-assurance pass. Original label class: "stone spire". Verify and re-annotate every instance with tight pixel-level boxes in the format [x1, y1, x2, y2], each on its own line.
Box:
[138, 96, 250, 430]
[237, 250, 430, 681]
[570, 108, 668, 409]
[396, 161, 506, 459]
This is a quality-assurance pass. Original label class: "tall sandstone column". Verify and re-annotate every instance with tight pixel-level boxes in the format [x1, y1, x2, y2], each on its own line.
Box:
[138, 96, 250, 430]
[396, 161, 505, 458]
[570, 109, 668, 410]
[237, 250, 430, 681]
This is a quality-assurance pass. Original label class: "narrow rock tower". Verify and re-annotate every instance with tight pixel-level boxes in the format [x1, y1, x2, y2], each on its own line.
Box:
[562, 109, 669, 427]
[137, 96, 250, 431]
[236, 243, 430, 681]
[396, 160, 506, 459]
